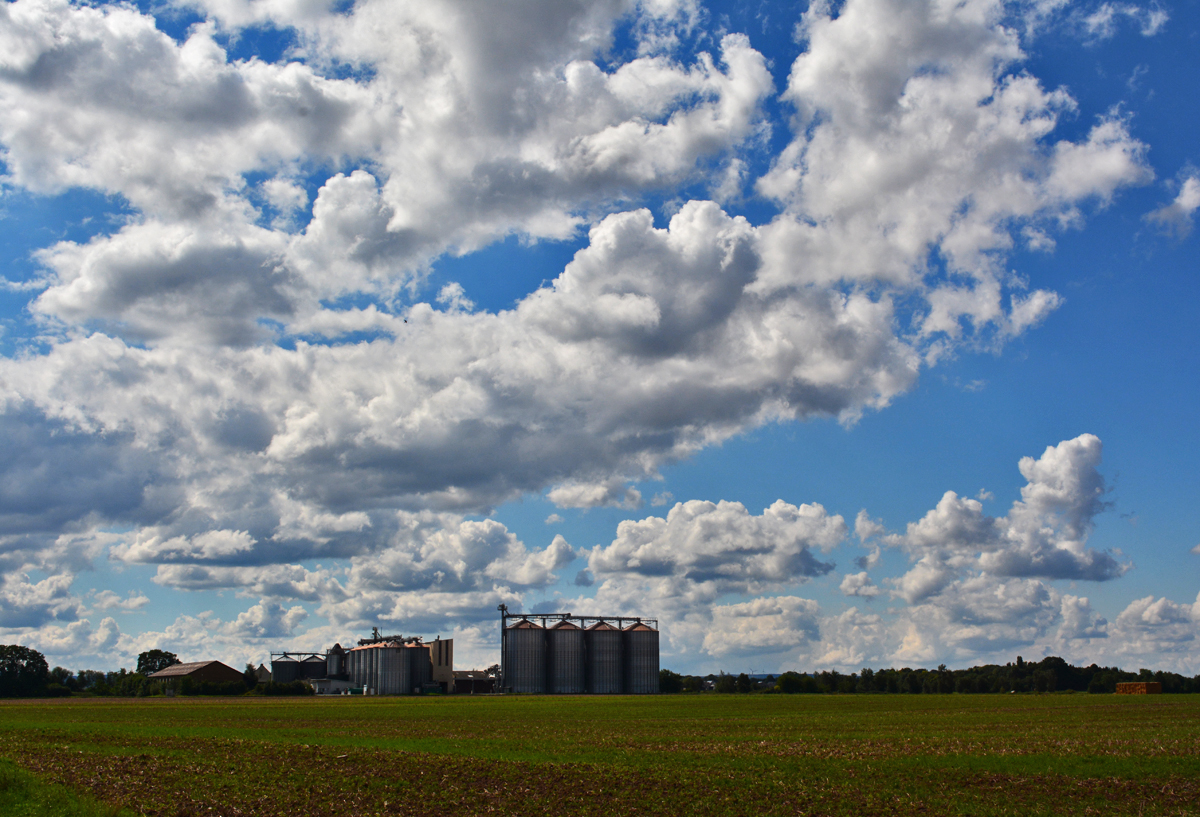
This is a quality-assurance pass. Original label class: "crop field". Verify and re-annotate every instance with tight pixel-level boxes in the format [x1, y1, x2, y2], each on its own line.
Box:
[1, 694, 1198, 817]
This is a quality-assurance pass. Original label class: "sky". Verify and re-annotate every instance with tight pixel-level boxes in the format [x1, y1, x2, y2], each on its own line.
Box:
[1, 0, 1198, 677]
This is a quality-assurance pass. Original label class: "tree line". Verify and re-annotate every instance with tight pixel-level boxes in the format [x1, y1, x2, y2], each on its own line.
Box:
[660, 655, 1200, 694]
[0, 645, 311, 698]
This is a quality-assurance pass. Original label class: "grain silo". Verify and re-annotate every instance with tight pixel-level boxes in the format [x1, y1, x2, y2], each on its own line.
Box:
[496, 606, 659, 694]
[585, 622, 623, 694]
[378, 643, 410, 695]
[327, 643, 345, 677]
[301, 654, 328, 679]
[407, 643, 432, 692]
[546, 620, 584, 694]
[504, 619, 546, 693]
[271, 655, 299, 684]
[623, 622, 660, 694]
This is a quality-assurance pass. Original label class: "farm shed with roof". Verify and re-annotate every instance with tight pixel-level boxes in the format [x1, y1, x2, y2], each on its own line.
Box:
[146, 661, 244, 684]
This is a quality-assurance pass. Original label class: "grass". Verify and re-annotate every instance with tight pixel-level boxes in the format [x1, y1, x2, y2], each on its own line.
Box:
[0, 757, 136, 817]
[0, 694, 1197, 815]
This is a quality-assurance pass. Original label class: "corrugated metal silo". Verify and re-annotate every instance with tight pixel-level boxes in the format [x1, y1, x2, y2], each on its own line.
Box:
[327, 643, 345, 677]
[271, 656, 299, 684]
[504, 619, 546, 693]
[407, 644, 431, 692]
[623, 622, 659, 694]
[379, 644, 409, 695]
[348, 647, 362, 687]
[302, 654, 328, 679]
[547, 621, 584, 694]
[585, 622, 622, 694]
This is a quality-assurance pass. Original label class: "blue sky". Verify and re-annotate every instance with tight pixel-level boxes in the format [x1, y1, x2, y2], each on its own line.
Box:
[1, 0, 1197, 675]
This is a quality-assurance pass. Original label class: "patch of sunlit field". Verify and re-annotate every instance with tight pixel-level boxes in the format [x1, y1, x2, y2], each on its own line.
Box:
[1, 693, 1198, 816]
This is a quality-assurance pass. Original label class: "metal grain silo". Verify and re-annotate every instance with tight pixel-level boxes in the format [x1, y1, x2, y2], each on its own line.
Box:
[302, 654, 328, 679]
[271, 655, 299, 684]
[407, 644, 431, 693]
[366, 646, 379, 692]
[348, 647, 363, 687]
[585, 622, 623, 694]
[547, 621, 584, 694]
[327, 643, 345, 678]
[376, 644, 407, 695]
[504, 619, 546, 693]
[623, 622, 659, 694]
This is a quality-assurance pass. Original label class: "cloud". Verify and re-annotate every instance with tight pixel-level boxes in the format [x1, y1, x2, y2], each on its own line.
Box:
[888, 434, 1125, 603]
[90, 590, 150, 612]
[0, 572, 82, 628]
[1105, 593, 1200, 660]
[1057, 594, 1107, 641]
[840, 571, 880, 597]
[1145, 176, 1200, 237]
[0, 0, 1172, 672]
[702, 596, 821, 659]
[23, 616, 121, 662]
[547, 480, 643, 510]
[228, 599, 309, 639]
[590, 499, 843, 589]
[1081, 3, 1169, 40]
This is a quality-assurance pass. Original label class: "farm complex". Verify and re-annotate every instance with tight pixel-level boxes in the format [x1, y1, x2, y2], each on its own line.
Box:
[267, 606, 660, 695]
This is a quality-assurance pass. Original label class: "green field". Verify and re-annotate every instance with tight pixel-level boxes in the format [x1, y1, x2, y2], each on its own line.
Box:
[1, 694, 1198, 816]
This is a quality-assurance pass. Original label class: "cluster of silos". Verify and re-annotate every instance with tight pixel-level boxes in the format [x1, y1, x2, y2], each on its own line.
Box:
[270, 654, 328, 683]
[346, 641, 432, 695]
[271, 645, 348, 684]
[502, 617, 659, 694]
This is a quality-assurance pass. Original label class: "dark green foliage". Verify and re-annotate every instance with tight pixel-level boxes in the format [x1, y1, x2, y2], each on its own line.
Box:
[245, 680, 314, 696]
[713, 672, 737, 693]
[683, 656, 1200, 696]
[135, 650, 180, 676]
[658, 669, 683, 693]
[0, 645, 49, 698]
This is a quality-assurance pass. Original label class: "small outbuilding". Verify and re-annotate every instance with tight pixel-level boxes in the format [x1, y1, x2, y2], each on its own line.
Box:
[147, 660, 245, 685]
[453, 670, 495, 694]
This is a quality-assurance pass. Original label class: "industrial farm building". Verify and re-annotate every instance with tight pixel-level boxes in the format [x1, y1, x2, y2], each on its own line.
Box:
[271, 633, 453, 695]
[498, 606, 660, 694]
[267, 609, 660, 696]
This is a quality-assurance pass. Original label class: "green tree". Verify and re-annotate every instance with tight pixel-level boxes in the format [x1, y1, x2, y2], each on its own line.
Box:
[735, 673, 753, 693]
[136, 650, 180, 675]
[714, 672, 737, 693]
[659, 669, 684, 693]
[0, 645, 50, 697]
[776, 671, 804, 694]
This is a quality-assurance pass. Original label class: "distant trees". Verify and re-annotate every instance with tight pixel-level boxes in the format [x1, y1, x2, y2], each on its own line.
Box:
[662, 656, 1200, 695]
[136, 650, 181, 675]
